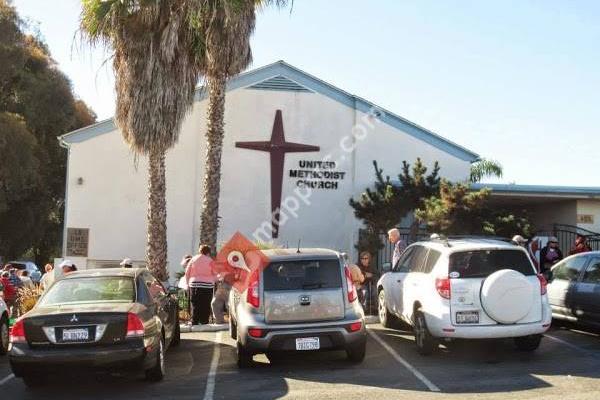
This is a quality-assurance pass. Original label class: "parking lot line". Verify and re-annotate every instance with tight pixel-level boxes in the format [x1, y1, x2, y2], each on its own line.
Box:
[367, 328, 440, 392]
[202, 331, 223, 400]
[544, 333, 597, 356]
[0, 373, 14, 386]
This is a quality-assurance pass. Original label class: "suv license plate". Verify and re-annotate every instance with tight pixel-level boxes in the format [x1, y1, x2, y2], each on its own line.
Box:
[296, 337, 320, 351]
[456, 311, 479, 324]
[62, 328, 89, 342]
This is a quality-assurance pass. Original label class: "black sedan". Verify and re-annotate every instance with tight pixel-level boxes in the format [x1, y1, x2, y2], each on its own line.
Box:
[9, 268, 180, 386]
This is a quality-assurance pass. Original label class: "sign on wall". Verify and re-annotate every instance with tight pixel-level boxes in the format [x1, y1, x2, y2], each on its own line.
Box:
[66, 228, 89, 257]
[577, 214, 595, 224]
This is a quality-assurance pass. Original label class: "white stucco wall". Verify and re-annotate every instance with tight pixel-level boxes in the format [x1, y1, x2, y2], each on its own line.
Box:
[576, 200, 600, 233]
[528, 200, 577, 232]
[63, 84, 473, 278]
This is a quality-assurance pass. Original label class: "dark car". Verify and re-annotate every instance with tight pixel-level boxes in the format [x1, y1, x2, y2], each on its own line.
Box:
[9, 268, 180, 386]
[547, 251, 600, 327]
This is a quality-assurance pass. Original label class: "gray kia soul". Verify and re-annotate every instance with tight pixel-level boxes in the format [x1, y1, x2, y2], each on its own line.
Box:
[229, 248, 367, 367]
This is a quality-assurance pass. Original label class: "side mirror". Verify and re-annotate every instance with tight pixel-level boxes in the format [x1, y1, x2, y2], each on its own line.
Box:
[382, 262, 392, 273]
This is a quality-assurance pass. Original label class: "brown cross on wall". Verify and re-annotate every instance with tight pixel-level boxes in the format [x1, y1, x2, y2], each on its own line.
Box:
[236, 110, 320, 238]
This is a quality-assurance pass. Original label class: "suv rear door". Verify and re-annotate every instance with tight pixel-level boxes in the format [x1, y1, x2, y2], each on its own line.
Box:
[449, 248, 542, 326]
[262, 258, 345, 323]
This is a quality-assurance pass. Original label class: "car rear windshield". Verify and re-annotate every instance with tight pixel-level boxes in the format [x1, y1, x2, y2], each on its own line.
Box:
[263, 259, 342, 291]
[38, 277, 135, 306]
[449, 249, 535, 278]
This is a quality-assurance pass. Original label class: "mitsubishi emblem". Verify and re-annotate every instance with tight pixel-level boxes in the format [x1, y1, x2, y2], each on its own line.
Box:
[70, 314, 78, 323]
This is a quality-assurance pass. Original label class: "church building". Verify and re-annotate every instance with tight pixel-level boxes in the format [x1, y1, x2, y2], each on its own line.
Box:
[58, 61, 494, 275]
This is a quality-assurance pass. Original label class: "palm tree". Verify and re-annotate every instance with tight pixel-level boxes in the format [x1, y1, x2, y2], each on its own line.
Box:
[80, 0, 203, 280]
[469, 158, 503, 183]
[193, 0, 289, 251]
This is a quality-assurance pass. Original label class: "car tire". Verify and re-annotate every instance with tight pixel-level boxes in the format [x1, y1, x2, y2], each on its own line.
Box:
[229, 318, 237, 340]
[378, 289, 399, 329]
[171, 318, 181, 347]
[346, 342, 366, 363]
[514, 334, 542, 352]
[145, 336, 165, 382]
[0, 315, 9, 355]
[414, 310, 437, 356]
[237, 341, 253, 368]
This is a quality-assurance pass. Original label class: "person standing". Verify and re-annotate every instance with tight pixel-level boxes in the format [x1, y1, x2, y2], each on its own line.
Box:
[0, 271, 17, 318]
[512, 235, 528, 248]
[569, 234, 592, 256]
[40, 263, 55, 290]
[185, 245, 215, 325]
[18, 270, 35, 290]
[60, 260, 77, 275]
[357, 251, 376, 313]
[539, 237, 563, 280]
[388, 228, 406, 268]
[211, 270, 237, 325]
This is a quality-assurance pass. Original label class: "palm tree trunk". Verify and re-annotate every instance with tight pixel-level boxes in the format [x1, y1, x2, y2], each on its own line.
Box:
[199, 75, 226, 251]
[147, 147, 168, 281]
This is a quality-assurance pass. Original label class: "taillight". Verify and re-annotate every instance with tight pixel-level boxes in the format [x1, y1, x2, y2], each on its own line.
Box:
[126, 313, 145, 337]
[10, 318, 26, 344]
[247, 268, 260, 308]
[435, 277, 451, 299]
[537, 274, 547, 295]
[344, 265, 357, 303]
[248, 328, 265, 338]
[346, 321, 363, 332]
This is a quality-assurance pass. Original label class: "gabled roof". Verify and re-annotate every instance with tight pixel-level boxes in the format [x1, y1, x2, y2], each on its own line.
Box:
[59, 60, 479, 162]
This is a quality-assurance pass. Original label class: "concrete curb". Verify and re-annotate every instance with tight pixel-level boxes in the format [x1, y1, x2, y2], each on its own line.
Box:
[364, 315, 380, 325]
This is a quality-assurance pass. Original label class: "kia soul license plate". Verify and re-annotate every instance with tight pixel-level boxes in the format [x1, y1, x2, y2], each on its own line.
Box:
[295, 337, 320, 351]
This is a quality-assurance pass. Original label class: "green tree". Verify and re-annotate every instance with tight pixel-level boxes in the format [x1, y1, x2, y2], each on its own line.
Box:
[81, 0, 203, 281]
[0, 1, 96, 264]
[415, 181, 534, 238]
[350, 158, 440, 254]
[415, 181, 491, 235]
[469, 158, 503, 183]
[195, 0, 290, 252]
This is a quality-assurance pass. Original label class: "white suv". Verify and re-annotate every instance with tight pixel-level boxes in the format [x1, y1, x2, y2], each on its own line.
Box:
[377, 238, 552, 355]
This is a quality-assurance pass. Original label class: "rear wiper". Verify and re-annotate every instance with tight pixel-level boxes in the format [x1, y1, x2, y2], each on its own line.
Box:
[302, 282, 324, 289]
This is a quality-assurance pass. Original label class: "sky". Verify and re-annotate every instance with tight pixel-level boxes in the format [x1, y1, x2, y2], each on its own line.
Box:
[11, 0, 600, 187]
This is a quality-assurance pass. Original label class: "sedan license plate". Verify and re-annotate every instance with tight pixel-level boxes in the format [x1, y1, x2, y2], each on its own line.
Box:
[456, 311, 479, 324]
[295, 337, 320, 351]
[62, 328, 89, 342]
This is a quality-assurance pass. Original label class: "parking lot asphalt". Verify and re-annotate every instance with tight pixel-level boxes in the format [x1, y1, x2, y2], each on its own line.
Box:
[1, 323, 600, 399]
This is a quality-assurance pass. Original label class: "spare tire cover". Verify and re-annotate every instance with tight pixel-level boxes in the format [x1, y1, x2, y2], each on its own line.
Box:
[480, 269, 534, 324]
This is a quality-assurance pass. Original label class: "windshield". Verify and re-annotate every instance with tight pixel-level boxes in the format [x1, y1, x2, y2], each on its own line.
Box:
[449, 249, 535, 278]
[39, 277, 135, 306]
[263, 259, 342, 291]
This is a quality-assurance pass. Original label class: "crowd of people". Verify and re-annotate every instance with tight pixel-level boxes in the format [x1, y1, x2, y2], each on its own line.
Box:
[0, 260, 79, 318]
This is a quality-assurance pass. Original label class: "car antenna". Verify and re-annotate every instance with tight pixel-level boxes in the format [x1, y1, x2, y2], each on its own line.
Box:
[296, 239, 301, 253]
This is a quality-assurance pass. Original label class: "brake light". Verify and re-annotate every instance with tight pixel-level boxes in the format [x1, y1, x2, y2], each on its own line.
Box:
[126, 313, 144, 337]
[248, 328, 265, 338]
[247, 268, 260, 308]
[344, 265, 357, 302]
[436, 277, 451, 299]
[537, 274, 547, 295]
[346, 321, 363, 332]
[10, 318, 26, 344]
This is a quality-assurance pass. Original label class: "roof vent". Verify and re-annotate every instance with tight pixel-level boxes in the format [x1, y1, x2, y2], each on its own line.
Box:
[248, 75, 312, 92]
